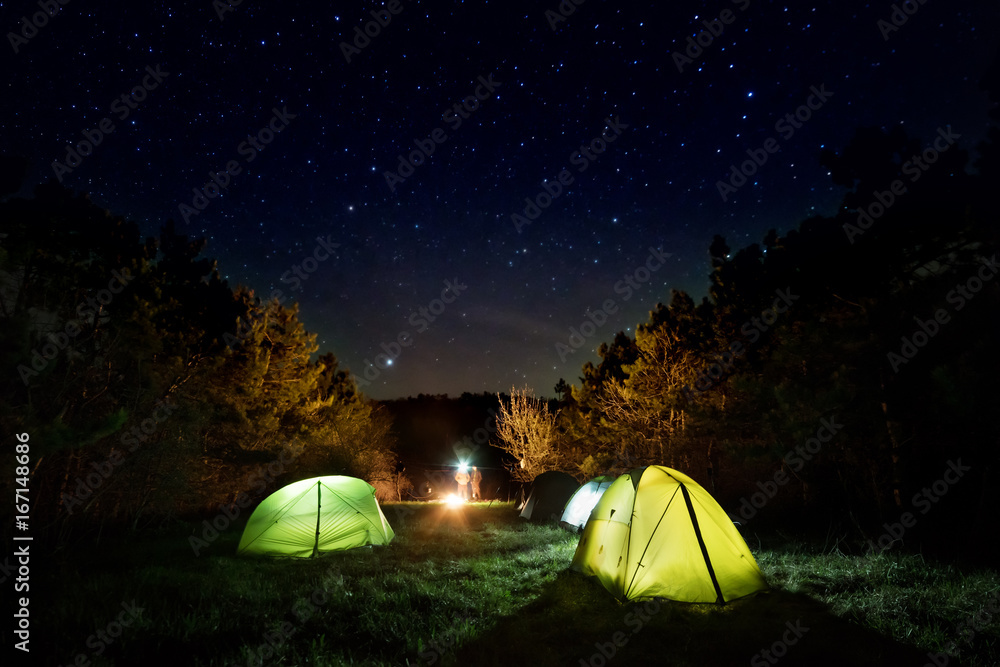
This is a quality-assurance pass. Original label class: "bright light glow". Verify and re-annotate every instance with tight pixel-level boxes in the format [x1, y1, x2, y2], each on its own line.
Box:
[444, 493, 464, 507]
[561, 480, 614, 530]
[458, 463, 468, 473]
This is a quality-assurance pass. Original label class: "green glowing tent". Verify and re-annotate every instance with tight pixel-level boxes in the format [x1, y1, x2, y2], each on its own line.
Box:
[570, 466, 767, 603]
[237, 476, 394, 557]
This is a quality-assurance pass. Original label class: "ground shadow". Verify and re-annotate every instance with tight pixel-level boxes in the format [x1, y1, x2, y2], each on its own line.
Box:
[451, 569, 942, 667]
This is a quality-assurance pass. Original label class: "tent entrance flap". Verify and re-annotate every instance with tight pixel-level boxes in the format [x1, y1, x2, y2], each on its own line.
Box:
[625, 483, 679, 600]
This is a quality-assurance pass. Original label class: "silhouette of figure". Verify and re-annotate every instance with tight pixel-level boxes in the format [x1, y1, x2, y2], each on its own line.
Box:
[455, 468, 470, 500]
[471, 466, 483, 500]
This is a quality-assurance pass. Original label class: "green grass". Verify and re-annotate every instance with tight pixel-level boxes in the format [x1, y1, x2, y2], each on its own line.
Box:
[756, 542, 1000, 665]
[37, 503, 998, 666]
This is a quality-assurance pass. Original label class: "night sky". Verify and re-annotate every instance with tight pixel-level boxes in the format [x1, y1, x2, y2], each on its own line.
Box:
[3, 0, 998, 399]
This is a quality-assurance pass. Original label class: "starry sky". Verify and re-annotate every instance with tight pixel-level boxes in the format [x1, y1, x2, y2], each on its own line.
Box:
[3, 0, 998, 399]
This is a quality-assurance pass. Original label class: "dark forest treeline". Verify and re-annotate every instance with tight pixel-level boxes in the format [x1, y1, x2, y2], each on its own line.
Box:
[382, 392, 501, 465]
[548, 95, 1000, 548]
[3, 64, 1000, 557]
[0, 181, 397, 543]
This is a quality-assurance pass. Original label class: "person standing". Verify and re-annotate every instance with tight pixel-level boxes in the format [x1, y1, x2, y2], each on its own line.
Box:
[471, 466, 483, 500]
[455, 467, 471, 500]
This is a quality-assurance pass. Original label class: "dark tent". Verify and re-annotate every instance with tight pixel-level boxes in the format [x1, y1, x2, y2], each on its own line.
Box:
[519, 471, 580, 522]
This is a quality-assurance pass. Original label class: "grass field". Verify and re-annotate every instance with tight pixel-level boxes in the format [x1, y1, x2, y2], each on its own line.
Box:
[37, 502, 999, 666]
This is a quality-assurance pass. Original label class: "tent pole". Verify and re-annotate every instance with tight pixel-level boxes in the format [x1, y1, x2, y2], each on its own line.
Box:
[487, 484, 502, 508]
[680, 483, 724, 604]
[313, 481, 321, 558]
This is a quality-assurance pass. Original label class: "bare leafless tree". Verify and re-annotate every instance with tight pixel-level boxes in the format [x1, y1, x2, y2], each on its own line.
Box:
[495, 387, 561, 482]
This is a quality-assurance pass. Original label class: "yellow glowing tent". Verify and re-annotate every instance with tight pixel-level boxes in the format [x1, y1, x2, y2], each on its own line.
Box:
[237, 476, 394, 557]
[570, 466, 767, 603]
